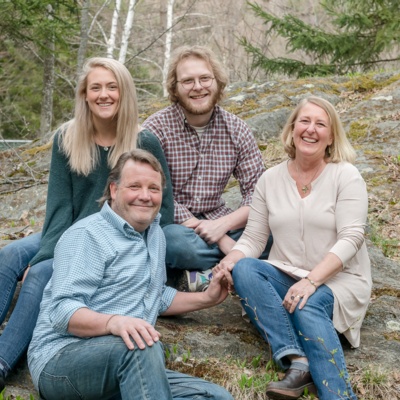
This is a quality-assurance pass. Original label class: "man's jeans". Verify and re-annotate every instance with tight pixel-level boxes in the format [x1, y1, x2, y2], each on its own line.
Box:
[0, 233, 53, 373]
[163, 224, 272, 271]
[233, 258, 357, 400]
[38, 337, 233, 400]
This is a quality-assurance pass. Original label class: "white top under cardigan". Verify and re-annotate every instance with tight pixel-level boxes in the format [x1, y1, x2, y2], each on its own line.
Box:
[233, 160, 372, 348]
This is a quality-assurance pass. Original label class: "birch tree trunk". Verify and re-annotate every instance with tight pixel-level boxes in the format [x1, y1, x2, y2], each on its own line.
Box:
[39, 5, 55, 138]
[76, 0, 91, 78]
[118, 0, 136, 63]
[107, 0, 121, 58]
[162, 0, 175, 97]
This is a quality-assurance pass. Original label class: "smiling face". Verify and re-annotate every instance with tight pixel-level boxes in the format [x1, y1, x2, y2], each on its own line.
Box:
[292, 102, 333, 161]
[86, 67, 119, 123]
[110, 160, 162, 232]
[175, 56, 218, 123]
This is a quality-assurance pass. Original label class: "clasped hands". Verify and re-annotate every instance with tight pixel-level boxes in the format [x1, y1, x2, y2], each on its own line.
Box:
[212, 260, 236, 292]
[213, 261, 317, 313]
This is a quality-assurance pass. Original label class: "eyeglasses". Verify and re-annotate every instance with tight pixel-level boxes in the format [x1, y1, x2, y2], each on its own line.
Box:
[177, 76, 215, 90]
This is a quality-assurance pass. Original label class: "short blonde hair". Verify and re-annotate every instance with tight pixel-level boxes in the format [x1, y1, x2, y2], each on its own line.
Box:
[281, 96, 356, 163]
[60, 57, 140, 176]
[166, 45, 228, 104]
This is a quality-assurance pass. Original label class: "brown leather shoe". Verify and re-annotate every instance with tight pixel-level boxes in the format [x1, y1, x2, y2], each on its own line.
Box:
[266, 368, 317, 399]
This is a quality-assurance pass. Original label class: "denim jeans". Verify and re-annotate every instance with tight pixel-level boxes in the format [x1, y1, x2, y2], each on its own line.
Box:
[163, 224, 272, 271]
[0, 233, 53, 373]
[233, 258, 357, 400]
[38, 336, 233, 400]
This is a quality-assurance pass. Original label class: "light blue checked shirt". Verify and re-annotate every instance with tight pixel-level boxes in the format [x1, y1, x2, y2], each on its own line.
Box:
[28, 201, 177, 390]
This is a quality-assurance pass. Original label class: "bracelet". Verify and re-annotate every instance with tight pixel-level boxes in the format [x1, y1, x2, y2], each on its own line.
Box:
[105, 314, 117, 333]
[303, 276, 317, 288]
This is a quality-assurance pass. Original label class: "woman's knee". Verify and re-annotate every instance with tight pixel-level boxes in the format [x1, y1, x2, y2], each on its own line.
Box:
[24, 260, 53, 289]
[232, 258, 252, 278]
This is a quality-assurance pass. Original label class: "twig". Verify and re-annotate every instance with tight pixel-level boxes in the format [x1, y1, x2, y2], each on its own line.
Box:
[0, 181, 47, 195]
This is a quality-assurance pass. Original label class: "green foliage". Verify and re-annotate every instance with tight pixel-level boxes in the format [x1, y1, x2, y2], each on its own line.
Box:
[0, 0, 78, 50]
[242, 0, 400, 77]
[0, 0, 79, 139]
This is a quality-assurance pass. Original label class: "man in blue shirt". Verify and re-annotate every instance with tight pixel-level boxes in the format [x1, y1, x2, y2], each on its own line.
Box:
[28, 149, 233, 400]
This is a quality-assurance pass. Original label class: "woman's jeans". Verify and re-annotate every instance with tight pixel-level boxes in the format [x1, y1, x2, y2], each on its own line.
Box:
[233, 258, 357, 400]
[0, 233, 53, 373]
[39, 336, 233, 400]
[163, 224, 272, 271]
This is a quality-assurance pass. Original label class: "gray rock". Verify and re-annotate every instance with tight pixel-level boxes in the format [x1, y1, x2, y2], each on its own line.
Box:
[246, 108, 291, 141]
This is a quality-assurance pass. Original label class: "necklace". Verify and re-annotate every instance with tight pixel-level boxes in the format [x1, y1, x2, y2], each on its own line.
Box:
[95, 135, 114, 152]
[294, 161, 323, 194]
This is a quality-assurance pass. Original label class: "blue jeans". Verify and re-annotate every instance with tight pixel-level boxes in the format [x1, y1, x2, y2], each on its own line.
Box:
[0, 233, 53, 373]
[163, 224, 272, 271]
[233, 258, 357, 400]
[38, 336, 233, 400]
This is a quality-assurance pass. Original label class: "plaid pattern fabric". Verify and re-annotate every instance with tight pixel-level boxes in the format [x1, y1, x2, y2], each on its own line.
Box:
[143, 104, 265, 224]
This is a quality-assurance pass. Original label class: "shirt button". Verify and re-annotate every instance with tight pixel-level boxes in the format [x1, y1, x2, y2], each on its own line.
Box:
[196, 198, 200, 202]
[198, 176, 202, 180]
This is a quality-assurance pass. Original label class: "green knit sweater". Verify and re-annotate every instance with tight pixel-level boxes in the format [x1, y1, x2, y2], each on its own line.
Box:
[29, 129, 174, 267]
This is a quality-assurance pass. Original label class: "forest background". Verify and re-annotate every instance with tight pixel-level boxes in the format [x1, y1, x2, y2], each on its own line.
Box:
[1, 0, 399, 141]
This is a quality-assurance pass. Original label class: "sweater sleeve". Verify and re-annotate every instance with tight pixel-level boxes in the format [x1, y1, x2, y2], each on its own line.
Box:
[137, 129, 174, 227]
[329, 164, 368, 266]
[29, 132, 74, 266]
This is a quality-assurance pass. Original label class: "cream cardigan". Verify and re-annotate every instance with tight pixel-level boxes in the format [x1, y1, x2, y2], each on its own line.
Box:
[234, 160, 372, 348]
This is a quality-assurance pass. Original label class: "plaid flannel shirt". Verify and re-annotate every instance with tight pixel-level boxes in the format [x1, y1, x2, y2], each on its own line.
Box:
[143, 103, 265, 224]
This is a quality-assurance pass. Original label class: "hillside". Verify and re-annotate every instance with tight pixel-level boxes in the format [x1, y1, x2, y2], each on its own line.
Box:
[1, 71, 400, 399]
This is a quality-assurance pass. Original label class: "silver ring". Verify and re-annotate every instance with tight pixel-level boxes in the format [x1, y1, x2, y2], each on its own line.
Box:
[296, 295, 301, 298]
[290, 295, 295, 300]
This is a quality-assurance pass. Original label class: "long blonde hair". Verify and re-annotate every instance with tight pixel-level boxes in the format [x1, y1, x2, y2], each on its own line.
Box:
[59, 57, 139, 176]
[281, 96, 356, 163]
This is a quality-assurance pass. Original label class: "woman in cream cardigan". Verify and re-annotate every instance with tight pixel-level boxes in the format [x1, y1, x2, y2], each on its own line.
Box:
[216, 96, 371, 400]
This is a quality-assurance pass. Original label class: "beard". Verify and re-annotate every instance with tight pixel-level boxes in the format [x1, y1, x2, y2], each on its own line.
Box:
[177, 91, 218, 116]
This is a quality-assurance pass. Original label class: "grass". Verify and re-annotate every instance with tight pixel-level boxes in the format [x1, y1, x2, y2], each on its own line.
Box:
[164, 352, 400, 400]
[2, 363, 399, 400]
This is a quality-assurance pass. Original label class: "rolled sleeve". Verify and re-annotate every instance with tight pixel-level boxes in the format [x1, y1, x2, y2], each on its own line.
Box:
[159, 286, 178, 314]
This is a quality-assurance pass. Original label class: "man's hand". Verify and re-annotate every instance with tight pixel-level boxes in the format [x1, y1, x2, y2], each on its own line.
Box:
[182, 216, 201, 229]
[106, 316, 161, 350]
[161, 268, 229, 316]
[213, 259, 235, 291]
[194, 219, 228, 244]
[203, 267, 229, 305]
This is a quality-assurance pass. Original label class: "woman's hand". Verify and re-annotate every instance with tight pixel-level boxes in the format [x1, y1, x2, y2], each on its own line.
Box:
[22, 265, 31, 283]
[213, 259, 236, 292]
[283, 278, 317, 313]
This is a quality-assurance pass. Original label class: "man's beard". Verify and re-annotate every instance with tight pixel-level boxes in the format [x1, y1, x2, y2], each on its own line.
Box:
[178, 91, 218, 116]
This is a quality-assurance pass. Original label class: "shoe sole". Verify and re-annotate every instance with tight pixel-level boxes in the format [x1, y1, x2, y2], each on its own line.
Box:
[266, 383, 317, 399]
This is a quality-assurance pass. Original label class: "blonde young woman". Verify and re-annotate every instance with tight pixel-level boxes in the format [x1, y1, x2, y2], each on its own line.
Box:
[216, 96, 371, 400]
[0, 57, 173, 391]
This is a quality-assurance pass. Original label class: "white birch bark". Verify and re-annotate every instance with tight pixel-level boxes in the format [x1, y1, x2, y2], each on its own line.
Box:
[76, 0, 90, 78]
[162, 0, 175, 97]
[118, 0, 136, 63]
[40, 4, 55, 138]
[107, 0, 121, 58]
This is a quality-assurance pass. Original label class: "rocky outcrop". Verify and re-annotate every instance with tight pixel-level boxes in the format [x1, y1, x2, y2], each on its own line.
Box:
[1, 71, 400, 398]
